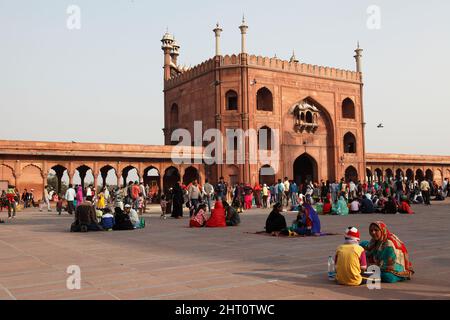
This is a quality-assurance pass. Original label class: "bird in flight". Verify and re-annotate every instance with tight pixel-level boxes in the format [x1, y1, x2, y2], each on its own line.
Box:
[377, 123, 384, 128]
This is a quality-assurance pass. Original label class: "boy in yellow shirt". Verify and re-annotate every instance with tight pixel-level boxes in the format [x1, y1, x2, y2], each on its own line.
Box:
[335, 227, 367, 286]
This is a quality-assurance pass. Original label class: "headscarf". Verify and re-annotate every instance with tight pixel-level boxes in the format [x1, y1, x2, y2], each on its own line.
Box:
[337, 196, 349, 215]
[368, 221, 413, 275]
[303, 203, 321, 234]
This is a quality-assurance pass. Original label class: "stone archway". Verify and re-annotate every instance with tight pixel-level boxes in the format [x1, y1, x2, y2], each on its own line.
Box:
[406, 169, 414, 182]
[293, 153, 318, 185]
[345, 166, 358, 183]
[144, 166, 161, 202]
[366, 168, 373, 183]
[48, 165, 69, 195]
[163, 166, 180, 194]
[0, 164, 15, 190]
[374, 168, 383, 182]
[416, 169, 424, 181]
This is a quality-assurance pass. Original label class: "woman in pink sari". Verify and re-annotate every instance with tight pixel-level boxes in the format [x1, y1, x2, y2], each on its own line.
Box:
[76, 186, 84, 206]
[244, 184, 253, 210]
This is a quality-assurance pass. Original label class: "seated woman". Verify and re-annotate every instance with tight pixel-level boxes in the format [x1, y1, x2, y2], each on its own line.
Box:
[398, 196, 414, 214]
[383, 197, 398, 214]
[294, 201, 321, 236]
[322, 197, 332, 215]
[71, 201, 103, 232]
[223, 201, 241, 226]
[265, 202, 286, 235]
[112, 207, 134, 230]
[361, 194, 375, 214]
[205, 200, 227, 228]
[360, 221, 414, 283]
[190, 203, 208, 227]
[333, 196, 349, 216]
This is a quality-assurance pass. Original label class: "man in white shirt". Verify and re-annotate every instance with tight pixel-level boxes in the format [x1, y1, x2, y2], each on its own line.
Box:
[65, 184, 76, 214]
[283, 177, 290, 207]
[202, 179, 214, 212]
[124, 204, 140, 228]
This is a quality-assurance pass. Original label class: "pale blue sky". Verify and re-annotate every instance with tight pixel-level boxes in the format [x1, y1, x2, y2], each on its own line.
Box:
[1, 0, 449, 155]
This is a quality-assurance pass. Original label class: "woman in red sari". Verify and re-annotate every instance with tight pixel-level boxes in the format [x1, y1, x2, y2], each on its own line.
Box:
[206, 200, 226, 227]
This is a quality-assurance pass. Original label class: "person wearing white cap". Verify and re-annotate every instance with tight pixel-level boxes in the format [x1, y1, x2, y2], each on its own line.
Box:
[124, 204, 140, 228]
[334, 227, 367, 286]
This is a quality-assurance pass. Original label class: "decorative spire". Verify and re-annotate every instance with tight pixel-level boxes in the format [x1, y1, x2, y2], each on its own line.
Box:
[290, 50, 299, 63]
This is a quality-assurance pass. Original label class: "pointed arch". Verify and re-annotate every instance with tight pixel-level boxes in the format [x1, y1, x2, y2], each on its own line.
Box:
[344, 132, 357, 154]
[342, 97, 355, 119]
[256, 87, 273, 111]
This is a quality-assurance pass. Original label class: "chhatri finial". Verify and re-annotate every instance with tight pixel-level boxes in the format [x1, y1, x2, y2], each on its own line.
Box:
[290, 49, 299, 63]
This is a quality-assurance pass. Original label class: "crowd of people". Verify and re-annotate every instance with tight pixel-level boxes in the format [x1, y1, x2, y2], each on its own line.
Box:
[1, 175, 447, 287]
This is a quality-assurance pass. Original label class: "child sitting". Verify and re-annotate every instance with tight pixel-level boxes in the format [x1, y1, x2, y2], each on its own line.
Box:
[189, 203, 208, 227]
[101, 208, 115, 231]
[334, 227, 367, 286]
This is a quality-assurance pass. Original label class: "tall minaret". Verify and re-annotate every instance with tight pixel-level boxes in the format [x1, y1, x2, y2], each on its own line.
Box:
[213, 23, 223, 56]
[354, 41, 363, 73]
[161, 30, 174, 81]
[171, 37, 180, 66]
[239, 15, 248, 54]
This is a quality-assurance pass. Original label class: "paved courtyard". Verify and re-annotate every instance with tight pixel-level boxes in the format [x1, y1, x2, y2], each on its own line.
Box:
[1, 200, 450, 300]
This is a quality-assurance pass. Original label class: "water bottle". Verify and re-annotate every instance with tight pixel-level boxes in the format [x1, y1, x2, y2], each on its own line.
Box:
[327, 256, 336, 281]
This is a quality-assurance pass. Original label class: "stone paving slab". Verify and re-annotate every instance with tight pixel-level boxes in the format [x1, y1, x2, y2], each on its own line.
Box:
[0, 200, 449, 300]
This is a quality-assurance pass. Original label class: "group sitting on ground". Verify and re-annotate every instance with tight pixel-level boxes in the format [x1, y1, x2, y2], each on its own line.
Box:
[70, 202, 145, 232]
[323, 192, 414, 215]
[189, 200, 241, 228]
[334, 222, 414, 286]
[265, 199, 321, 237]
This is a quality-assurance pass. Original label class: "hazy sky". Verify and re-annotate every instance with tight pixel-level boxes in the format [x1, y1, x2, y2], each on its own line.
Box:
[1, 0, 449, 155]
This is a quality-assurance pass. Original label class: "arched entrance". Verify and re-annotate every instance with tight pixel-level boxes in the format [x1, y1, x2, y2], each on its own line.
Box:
[374, 168, 383, 182]
[144, 167, 161, 202]
[406, 169, 414, 182]
[293, 154, 317, 185]
[163, 166, 180, 194]
[416, 169, 424, 181]
[366, 168, 373, 183]
[259, 165, 275, 186]
[385, 169, 393, 182]
[345, 166, 358, 183]
[48, 165, 69, 195]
